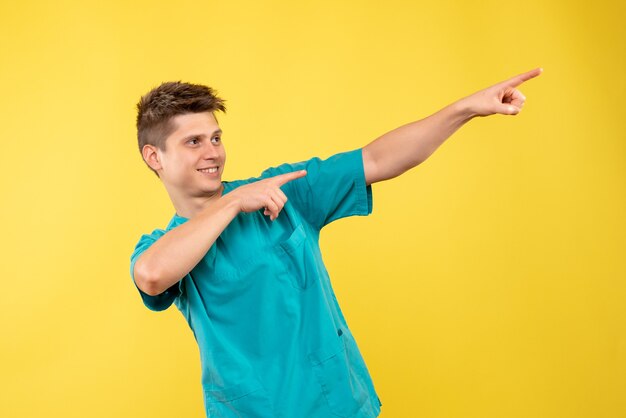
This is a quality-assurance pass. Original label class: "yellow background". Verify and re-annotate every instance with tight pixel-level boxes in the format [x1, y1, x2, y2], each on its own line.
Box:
[1, 0, 624, 417]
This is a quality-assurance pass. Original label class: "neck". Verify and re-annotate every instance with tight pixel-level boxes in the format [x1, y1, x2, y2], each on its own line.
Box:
[170, 183, 225, 220]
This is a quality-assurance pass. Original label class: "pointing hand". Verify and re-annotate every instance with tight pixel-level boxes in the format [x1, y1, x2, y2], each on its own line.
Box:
[231, 169, 308, 221]
[460, 67, 543, 117]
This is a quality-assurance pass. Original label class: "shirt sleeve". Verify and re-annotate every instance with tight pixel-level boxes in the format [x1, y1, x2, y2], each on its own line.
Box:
[129, 229, 183, 312]
[259, 148, 373, 230]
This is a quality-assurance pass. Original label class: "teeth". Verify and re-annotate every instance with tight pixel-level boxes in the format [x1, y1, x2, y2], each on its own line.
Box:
[198, 167, 218, 173]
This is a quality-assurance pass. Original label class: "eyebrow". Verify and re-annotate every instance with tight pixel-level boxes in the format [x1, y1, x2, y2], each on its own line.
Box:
[181, 129, 222, 141]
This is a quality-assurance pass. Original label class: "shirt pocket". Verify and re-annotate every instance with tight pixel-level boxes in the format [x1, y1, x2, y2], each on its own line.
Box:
[274, 222, 310, 290]
[307, 328, 369, 417]
[204, 375, 278, 417]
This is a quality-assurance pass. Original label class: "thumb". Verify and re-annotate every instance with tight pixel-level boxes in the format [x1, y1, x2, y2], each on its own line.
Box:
[499, 104, 520, 115]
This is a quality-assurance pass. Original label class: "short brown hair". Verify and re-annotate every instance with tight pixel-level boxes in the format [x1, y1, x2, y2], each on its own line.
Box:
[135, 81, 227, 178]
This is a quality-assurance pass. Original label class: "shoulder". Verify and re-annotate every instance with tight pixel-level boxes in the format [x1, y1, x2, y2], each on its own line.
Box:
[131, 228, 166, 257]
[259, 159, 310, 178]
[221, 159, 312, 191]
[263, 149, 363, 176]
[136, 228, 166, 242]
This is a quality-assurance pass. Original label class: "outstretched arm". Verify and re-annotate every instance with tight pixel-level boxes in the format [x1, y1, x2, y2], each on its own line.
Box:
[362, 67, 543, 185]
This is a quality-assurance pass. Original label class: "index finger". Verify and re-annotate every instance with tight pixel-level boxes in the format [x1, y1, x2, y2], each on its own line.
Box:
[501, 67, 543, 88]
[271, 169, 308, 186]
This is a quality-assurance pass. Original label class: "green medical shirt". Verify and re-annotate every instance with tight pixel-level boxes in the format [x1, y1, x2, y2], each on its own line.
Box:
[130, 148, 383, 417]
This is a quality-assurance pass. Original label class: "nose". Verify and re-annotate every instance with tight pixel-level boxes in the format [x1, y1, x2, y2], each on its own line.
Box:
[202, 143, 220, 160]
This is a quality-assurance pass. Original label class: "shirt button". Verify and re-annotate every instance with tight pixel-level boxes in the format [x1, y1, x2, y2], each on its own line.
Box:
[337, 328, 343, 336]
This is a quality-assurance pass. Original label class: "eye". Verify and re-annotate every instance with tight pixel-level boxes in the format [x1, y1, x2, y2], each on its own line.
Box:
[211, 136, 221, 144]
[188, 137, 200, 145]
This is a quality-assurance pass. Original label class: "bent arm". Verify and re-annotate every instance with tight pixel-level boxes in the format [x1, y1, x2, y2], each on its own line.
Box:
[133, 169, 307, 296]
[362, 99, 474, 185]
[133, 194, 240, 296]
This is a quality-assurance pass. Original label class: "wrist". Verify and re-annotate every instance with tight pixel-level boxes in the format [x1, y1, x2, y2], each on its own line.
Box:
[219, 191, 242, 215]
[453, 98, 478, 121]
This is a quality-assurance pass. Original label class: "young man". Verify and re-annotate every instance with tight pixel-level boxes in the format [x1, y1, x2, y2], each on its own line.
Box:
[130, 68, 542, 418]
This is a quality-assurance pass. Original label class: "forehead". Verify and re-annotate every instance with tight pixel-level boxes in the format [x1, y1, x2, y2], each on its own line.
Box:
[168, 111, 220, 141]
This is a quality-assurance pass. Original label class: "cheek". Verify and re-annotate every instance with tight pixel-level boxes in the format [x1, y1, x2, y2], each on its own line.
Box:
[179, 155, 195, 170]
[171, 157, 193, 178]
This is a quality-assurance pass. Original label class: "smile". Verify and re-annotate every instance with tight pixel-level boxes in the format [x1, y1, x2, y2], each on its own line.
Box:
[197, 167, 219, 174]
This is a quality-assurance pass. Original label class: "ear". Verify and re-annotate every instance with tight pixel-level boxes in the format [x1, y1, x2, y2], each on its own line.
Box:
[142, 144, 163, 172]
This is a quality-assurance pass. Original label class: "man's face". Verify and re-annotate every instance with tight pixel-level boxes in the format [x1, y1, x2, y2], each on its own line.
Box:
[152, 111, 226, 198]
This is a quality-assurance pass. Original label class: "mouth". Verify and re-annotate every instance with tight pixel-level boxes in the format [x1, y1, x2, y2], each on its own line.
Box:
[197, 166, 219, 174]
